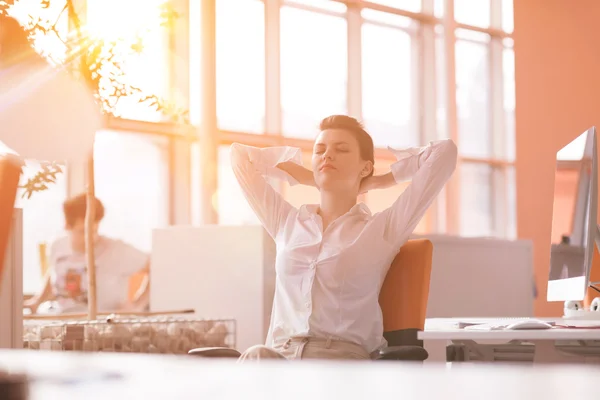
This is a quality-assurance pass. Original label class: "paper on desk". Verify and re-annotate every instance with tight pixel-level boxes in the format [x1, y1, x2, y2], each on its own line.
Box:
[0, 61, 102, 164]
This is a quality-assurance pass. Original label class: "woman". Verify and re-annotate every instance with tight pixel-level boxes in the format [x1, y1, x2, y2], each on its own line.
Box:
[232, 115, 457, 361]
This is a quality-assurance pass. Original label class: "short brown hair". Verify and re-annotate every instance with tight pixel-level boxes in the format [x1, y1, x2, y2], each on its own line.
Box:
[319, 115, 375, 177]
[63, 194, 105, 228]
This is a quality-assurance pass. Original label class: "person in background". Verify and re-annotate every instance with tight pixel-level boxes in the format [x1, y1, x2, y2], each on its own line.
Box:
[24, 194, 150, 314]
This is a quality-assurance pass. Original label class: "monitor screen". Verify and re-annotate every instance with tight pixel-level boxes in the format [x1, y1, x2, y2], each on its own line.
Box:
[547, 127, 597, 301]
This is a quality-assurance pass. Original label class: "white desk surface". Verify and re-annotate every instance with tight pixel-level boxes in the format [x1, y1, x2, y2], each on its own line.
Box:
[1, 350, 600, 399]
[420, 318, 600, 341]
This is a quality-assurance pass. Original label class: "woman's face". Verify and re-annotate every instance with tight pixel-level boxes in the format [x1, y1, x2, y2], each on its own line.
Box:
[311, 129, 372, 192]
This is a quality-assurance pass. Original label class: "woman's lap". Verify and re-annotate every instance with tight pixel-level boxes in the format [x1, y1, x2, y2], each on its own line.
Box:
[238, 337, 371, 362]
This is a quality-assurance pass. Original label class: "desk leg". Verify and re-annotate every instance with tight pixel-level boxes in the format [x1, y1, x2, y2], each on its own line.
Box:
[423, 340, 447, 363]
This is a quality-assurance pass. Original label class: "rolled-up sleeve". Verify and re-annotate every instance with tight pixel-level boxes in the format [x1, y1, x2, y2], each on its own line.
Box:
[378, 139, 458, 247]
[230, 143, 303, 239]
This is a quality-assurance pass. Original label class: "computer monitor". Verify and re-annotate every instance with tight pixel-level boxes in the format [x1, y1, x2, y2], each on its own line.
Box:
[547, 127, 598, 301]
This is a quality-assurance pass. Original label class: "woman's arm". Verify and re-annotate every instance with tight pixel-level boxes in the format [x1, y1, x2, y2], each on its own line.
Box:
[230, 143, 304, 239]
[375, 139, 458, 247]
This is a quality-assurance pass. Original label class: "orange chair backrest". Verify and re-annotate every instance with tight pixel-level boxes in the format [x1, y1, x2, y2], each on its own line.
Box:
[379, 239, 433, 332]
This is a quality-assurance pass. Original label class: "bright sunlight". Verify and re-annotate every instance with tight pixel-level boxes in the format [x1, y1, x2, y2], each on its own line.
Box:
[85, 0, 165, 41]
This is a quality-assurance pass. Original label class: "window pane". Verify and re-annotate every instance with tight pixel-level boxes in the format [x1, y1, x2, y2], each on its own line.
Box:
[280, 7, 347, 138]
[454, 0, 490, 28]
[365, 0, 421, 12]
[189, 0, 203, 126]
[94, 131, 169, 252]
[190, 142, 203, 225]
[361, 9, 414, 27]
[16, 162, 67, 294]
[505, 167, 517, 239]
[366, 159, 429, 234]
[217, 0, 265, 133]
[502, 0, 514, 33]
[217, 146, 260, 225]
[86, 0, 170, 122]
[460, 163, 493, 237]
[491, 166, 516, 239]
[434, 0, 444, 17]
[455, 39, 491, 158]
[362, 24, 418, 148]
[284, 0, 347, 13]
[435, 28, 448, 140]
[503, 47, 516, 162]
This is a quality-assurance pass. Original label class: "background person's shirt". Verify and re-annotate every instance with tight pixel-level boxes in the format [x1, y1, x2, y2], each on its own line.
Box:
[48, 235, 149, 313]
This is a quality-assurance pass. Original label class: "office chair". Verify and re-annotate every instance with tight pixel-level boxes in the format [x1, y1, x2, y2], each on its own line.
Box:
[0, 156, 22, 291]
[189, 239, 433, 361]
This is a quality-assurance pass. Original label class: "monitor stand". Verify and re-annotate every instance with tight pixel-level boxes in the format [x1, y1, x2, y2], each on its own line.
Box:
[563, 224, 600, 320]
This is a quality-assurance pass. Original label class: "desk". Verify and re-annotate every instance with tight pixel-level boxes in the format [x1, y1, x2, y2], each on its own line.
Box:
[0, 350, 600, 399]
[420, 318, 600, 363]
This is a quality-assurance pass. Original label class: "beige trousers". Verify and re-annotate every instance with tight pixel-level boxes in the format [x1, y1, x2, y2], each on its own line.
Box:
[237, 337, 371, 363]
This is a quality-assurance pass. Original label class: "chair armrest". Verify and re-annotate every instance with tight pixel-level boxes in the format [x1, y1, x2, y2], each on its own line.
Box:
[188, 347, 241, 358]
[376, 345, 428, 361]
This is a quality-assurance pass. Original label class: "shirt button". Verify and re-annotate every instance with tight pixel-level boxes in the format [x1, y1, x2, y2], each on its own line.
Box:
[305, 302, 311, 308]
[310, 262, 316, 269]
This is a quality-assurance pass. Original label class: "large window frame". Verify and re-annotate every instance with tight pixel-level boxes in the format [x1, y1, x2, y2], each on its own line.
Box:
[68, 0, 515, 239]
[213, 0, 516, 237]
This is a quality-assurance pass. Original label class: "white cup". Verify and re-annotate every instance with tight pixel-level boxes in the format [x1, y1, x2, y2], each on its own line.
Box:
[565, 300, 583, 311]
[591, 297, 600, 311]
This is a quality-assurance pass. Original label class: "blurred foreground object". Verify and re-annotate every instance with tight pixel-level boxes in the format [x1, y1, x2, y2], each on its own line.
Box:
[0, 14, 101, 165]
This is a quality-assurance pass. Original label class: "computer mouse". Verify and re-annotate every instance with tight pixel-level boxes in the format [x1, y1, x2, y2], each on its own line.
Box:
[505, 320, 553, 330]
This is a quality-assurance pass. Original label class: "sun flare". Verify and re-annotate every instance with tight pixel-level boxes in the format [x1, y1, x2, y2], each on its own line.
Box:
[85, 0, 165, 41]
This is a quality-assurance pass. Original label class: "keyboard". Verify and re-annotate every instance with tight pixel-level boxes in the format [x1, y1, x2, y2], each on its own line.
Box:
[459, 319, 555, 331]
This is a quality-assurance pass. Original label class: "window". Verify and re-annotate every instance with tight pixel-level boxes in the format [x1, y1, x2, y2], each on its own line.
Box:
[94, 131, 169, 252]
[454, 0, 490, 28]
[500, 166, 517, 239]
[16, 162, 68, 294]
[217, 146, 260, 225]
[285, 0, 347, 13]
[435, 28, 449, 140]
[502, 0, 514, 33]
[367, 0, 421, 13]
[208, 0, 516, 239]
[86, 0, 171, 122]
[455, 31, 491, 158]
[460, 163, 493, 237]
[361, 13, 418, 148]
[503, 44, 516, 162]
[365, 158, 430, 234]
[280, 6, 348, 138]
[216, 0, 265, 133]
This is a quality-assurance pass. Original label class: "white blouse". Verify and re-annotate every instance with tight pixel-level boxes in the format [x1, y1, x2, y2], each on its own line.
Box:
[230, 139, 457, 353]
